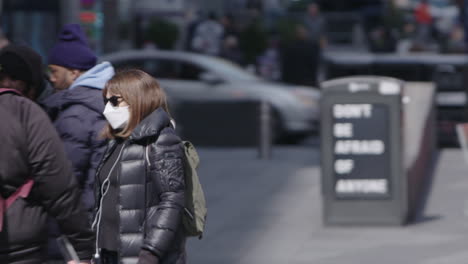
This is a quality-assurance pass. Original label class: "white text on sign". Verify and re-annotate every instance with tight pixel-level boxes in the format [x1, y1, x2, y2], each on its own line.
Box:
[335, 179, 388, 194]
[335, 140, 385, 155]
[335, 159, 354, 174]
[334, 123, 353, 138]
[333, 104, 372, 119]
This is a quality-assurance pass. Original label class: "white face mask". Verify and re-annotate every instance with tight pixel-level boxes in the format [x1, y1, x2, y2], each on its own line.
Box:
[103, 102, 130, 130]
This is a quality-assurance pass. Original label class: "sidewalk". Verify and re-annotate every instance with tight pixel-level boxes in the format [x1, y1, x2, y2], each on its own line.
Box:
[187, 146, 468, 264]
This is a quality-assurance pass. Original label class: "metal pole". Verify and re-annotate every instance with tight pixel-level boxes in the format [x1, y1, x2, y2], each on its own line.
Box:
[103, 0, 119, 53]
[258, 101, 272, 159]
[60, 0, 80, 26]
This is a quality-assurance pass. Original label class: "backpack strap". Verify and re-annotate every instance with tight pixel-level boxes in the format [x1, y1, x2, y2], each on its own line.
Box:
[0, 179, 34, 231]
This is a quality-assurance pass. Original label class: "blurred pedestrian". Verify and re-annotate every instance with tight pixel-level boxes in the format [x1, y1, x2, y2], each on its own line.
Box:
[414, 0, 434, 43]
[443, 23, 467, 53]
[368, 26, 397, 53]
[184, 9, 204, 52]
[239, 14, 268, 67]
[220, 13, 239, 40]
[0, 89, 95, 264]
[396, 22, 418, 53]
[41, 23, 114, 262]
[257, 36, 281, 81]
[263, 0, 284, 31]
[281, 24, 319, 86]
[303, 2, 327, 49]
[93, 69, 186, 264]
[191, 12, 224, 56]
[0, 45, 52, 101]
[220, 35, 245, 65]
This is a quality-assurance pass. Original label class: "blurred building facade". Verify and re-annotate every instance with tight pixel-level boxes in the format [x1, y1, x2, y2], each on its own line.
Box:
[0, 0, 299, 55]
[1, 0, 423, 57]
[0, 0, 294, 52]
[0, 0, 121, 56]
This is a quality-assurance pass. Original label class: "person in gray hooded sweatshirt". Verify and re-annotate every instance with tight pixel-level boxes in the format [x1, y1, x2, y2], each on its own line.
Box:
[42, 23, 114, 262]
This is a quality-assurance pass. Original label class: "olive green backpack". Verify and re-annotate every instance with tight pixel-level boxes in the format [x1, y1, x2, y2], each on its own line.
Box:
[181, 141, 207, 239]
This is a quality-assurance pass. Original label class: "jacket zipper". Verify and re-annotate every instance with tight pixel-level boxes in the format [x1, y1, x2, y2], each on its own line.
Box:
[145, 144, 150, 165]
[143, 143, 151, 238]
[93, 141, 126, 259]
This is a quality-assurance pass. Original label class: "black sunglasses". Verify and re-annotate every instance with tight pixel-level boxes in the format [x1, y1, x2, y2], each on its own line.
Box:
[103, 96, 122, 107]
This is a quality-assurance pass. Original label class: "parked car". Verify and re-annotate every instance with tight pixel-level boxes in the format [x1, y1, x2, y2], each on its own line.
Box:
[100, 49, 320, 140]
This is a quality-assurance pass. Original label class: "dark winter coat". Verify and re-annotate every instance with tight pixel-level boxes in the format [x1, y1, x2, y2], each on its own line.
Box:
[42, 86, 107, 213]
[281, 39, 319, 86]
[42, 62, 114, 260]
[95, 108, 186, 264]
[0, 92, 95, 264]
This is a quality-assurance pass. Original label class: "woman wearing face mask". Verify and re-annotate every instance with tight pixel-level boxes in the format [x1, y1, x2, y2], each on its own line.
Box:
[93, 69, 186, 264]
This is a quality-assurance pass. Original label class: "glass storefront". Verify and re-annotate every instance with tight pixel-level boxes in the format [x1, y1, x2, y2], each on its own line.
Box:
[1, 0, 60, 57]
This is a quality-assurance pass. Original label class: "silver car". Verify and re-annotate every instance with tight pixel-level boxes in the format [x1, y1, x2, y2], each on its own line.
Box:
[100, 50, 320, 139]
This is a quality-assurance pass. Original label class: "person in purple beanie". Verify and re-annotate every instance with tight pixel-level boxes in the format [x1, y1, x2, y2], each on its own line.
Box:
[41, 23, 115, 263]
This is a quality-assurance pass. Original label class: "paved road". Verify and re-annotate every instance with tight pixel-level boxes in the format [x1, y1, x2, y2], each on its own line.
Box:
[186, 145, 468, 264]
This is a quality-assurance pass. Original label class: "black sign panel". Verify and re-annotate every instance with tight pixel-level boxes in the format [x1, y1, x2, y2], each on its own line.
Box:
[332, 103, 391, 199]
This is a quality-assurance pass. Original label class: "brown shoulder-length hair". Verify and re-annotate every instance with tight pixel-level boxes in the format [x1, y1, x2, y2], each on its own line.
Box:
[102, 69, 170, 139]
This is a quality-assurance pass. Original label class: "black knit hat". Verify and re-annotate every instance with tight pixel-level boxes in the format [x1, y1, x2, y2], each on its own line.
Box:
[0, 45, 45, 97]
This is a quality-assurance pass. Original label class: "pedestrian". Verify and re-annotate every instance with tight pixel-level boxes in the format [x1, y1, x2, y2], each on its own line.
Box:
[301, 2, 326, 84]
[281, 24, 319, 86]
[414, 0, 433, 43]
[220, 13, 239, 40]
[257, 36, 281, 81]
[184, 9, 204, 52]
[191, 12, 224, 56]
[303, 2, 327, 49]
[0, 89, 95, 264]
[93, 69, 186, 264]
[0, 44, 52, 101]
[41, 23, 114, 262]
[220, 35, 245, 65]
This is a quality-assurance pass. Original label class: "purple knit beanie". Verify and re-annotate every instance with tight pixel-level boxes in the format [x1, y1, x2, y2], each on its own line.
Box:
[48, 24, 97, 70]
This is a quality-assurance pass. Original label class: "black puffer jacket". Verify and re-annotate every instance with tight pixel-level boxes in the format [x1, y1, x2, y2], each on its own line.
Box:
[0, 93, 95, 263]
[95, 108, 186, 264]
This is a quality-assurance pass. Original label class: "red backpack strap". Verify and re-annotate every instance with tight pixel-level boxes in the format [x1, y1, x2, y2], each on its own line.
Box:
[0, 88, 22, 96]
[0, 179, 34, 231]
[0, 88, 29, 231]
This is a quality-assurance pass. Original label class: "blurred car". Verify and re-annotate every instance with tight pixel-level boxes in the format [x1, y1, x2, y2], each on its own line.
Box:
[100, 49, 320, 140]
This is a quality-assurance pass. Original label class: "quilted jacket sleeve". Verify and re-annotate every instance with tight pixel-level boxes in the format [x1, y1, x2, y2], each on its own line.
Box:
[83, 115, 107, 216]
[20, 97, 95, 261]
[142, 127, 185, 259]
[54, 105, 104, 214]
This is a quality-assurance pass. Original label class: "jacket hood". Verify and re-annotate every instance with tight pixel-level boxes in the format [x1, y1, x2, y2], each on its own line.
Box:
[130, 108, 171, 141]
[42, 86, 105, 117]
[70, 61, 115, 90]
